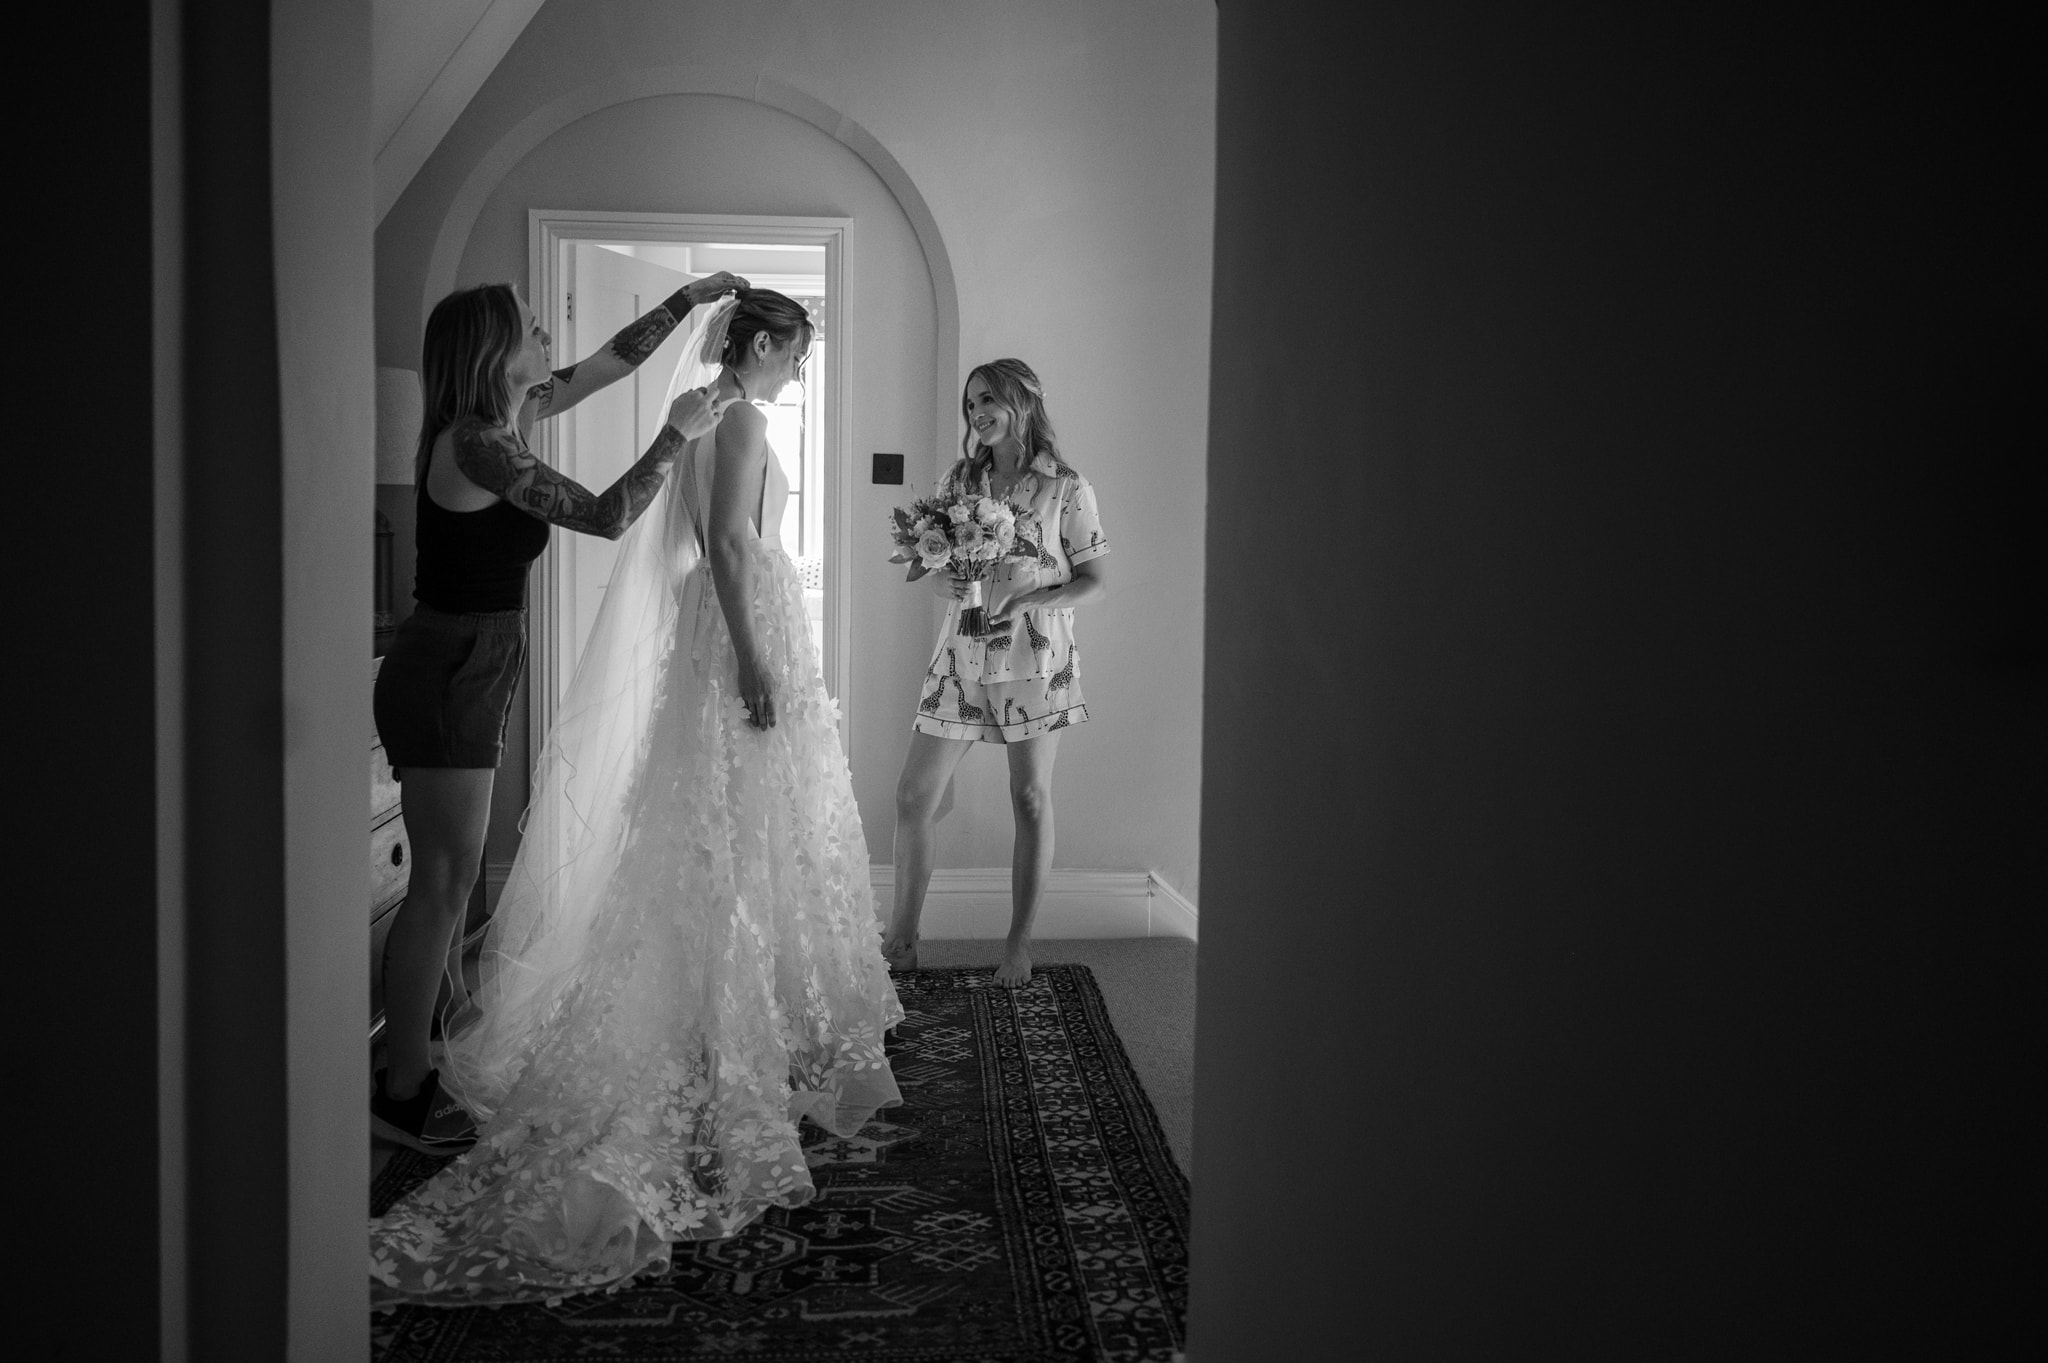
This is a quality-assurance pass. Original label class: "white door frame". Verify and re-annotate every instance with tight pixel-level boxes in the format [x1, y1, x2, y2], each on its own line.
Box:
[527, 209, 855, 756]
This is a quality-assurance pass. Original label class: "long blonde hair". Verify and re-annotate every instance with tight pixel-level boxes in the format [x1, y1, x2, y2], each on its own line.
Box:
[416, 283, 527, 481]
[953, 357, 1074, 486]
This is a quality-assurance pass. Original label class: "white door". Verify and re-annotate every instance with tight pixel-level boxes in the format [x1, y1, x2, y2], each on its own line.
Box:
[544, 244, 698, 712]
[528, 221, 846, 775]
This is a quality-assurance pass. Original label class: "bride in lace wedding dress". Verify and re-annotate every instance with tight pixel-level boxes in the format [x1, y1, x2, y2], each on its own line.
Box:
[371, 290, 901, 1306]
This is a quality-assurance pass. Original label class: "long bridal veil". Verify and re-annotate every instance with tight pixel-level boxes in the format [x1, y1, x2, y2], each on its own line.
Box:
[375, 290, 900, 1303]
[440, 295, 737, 1115]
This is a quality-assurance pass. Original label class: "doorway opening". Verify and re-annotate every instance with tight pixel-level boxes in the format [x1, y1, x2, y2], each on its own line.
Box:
[527, 211, 853, 760]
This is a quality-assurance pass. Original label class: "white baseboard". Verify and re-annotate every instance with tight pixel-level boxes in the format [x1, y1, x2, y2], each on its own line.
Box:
[1146, 871, 1200, 939]
[478, 860, 1199, 941]
[867, 866, 1198, 941]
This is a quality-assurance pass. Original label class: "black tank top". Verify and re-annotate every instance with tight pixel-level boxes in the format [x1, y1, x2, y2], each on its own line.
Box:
[413, 433, 551, 613]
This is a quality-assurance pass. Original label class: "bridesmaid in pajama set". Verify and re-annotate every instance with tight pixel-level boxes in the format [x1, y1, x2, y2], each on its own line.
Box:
[882, 358, 1112, 986]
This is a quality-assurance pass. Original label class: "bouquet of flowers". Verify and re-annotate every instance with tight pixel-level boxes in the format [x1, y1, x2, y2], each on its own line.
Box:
[887, 487, 1039, 636]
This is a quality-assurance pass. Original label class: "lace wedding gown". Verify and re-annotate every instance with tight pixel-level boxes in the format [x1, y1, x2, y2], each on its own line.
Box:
[370, 411, 902, 1306]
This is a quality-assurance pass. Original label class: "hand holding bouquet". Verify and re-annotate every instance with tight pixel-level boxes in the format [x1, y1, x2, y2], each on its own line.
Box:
[887, 487, 1039, 636]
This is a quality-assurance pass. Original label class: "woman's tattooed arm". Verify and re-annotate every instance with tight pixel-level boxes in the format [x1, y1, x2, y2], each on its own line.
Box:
[524, 363, 576, 419]
[521, 295, 682, 421]
[606, 300, 688, 366]
[450, 418, 686, 540]
[522, 271, 744, 422]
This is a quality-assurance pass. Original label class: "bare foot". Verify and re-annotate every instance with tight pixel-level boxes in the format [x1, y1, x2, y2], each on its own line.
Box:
[880, 930, 919, 972]
[993, 940, 1032, 988]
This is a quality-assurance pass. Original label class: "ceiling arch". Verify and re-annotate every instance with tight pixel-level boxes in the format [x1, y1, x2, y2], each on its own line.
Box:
[373, 0, 547, 223]
[418, 65, 961, 463]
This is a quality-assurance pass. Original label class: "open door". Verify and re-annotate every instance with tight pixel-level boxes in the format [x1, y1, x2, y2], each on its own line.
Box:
[528, 214, 849, 786]
[542, 243, 699, 709]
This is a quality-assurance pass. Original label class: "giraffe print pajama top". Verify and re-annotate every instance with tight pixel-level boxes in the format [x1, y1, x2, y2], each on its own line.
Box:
[911, 451, 1110, 744]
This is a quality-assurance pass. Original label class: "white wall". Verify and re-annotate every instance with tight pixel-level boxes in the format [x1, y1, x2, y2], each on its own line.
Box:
[375, 0, 1216, 903]
[275, 0, 376, 1353]
[372, 0, 548, 221]
[458, 93, 938, 864]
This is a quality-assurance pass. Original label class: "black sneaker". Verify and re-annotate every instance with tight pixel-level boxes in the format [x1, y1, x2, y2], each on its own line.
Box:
[371, 1068, 477, 1153]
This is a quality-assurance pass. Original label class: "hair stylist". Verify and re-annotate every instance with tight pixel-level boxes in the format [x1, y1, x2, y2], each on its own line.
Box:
[369, 271, 745, 1152]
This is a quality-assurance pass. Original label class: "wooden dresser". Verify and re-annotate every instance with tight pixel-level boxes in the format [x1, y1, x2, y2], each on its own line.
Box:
[369, 655, 409, 1039]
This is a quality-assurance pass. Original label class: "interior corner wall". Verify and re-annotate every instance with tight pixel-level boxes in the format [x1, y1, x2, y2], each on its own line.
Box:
[166, 0, 292, 1355]
[119, 4, 373, 1351]
[372, 0, 1215, 906]
[1191, 3, 2029, 1357]
[272, 0, 375, 1355]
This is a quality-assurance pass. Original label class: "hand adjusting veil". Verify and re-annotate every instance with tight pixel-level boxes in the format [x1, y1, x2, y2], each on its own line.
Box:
[442, 294, 737, 1114]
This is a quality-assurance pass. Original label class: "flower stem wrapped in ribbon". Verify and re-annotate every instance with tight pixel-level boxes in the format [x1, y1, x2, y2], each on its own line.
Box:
[887, 486, 1040, 637]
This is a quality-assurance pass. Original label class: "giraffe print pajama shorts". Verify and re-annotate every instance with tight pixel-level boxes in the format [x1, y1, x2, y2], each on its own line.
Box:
[911, 628, 1090, 744]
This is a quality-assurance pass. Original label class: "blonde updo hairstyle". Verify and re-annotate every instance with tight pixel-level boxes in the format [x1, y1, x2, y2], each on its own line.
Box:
[718, 288, 813, 374]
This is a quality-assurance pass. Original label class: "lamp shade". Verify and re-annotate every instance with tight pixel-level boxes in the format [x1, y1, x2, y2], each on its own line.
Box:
[375, 366, 423, 484]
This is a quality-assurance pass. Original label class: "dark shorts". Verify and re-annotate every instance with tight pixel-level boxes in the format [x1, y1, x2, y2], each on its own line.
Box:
[373, 605, 527, 772]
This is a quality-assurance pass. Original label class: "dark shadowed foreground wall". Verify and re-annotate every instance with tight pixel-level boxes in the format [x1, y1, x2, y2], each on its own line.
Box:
[26, 3, 371, 1357]
[1190, 3, 2032, 1358]
[22, 6, 162, 1360]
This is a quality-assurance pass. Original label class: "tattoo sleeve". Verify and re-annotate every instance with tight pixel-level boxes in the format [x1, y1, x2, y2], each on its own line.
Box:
[607, 296, 690, 367]
[527, 362, 579, 417]
[528, 363, 580, 418]
[450, 418, 687, 539]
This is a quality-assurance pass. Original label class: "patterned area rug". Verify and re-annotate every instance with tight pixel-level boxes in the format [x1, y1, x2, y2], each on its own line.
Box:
[371, 964, 1190, 1362]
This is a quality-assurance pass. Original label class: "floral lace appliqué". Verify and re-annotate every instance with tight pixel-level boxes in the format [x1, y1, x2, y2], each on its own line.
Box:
[371, 540, 902, 1306]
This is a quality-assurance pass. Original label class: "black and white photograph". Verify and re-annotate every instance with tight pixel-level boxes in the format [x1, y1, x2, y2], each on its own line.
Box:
[22, 1, 2031, 1359]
